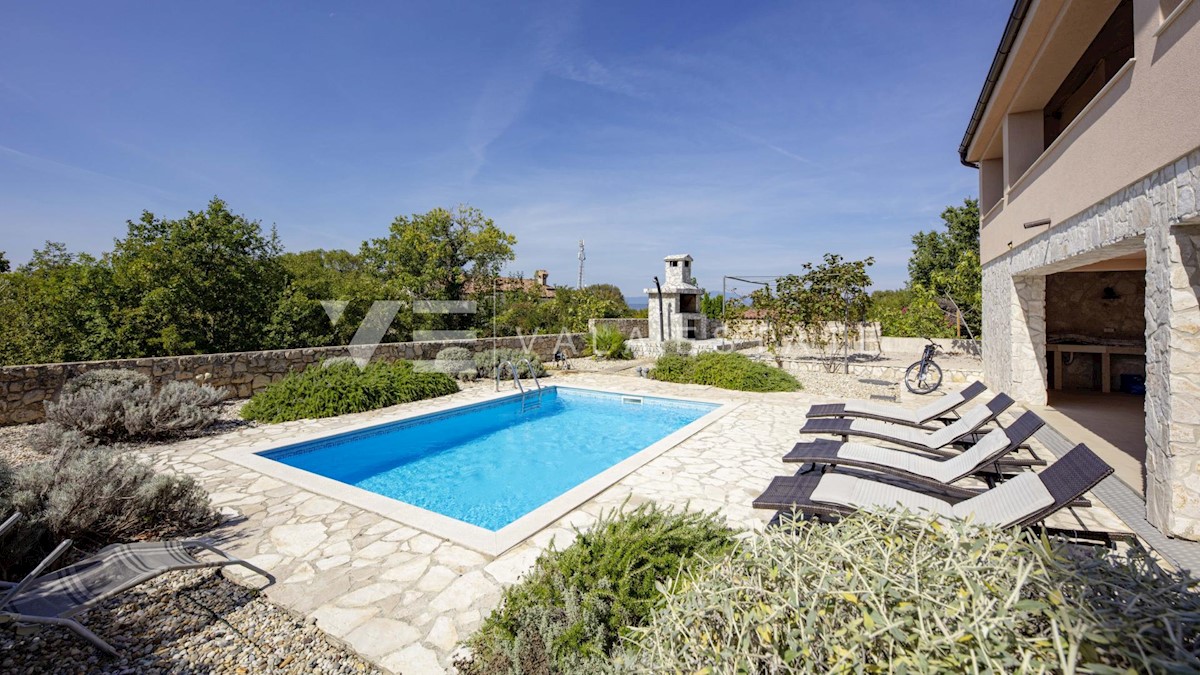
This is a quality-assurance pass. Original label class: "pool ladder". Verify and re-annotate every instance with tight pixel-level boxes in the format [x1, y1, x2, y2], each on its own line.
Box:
[497, 359, 543, 413]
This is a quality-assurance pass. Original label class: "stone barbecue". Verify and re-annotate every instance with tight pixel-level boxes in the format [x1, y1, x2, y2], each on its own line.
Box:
[645, 254, 711, 342]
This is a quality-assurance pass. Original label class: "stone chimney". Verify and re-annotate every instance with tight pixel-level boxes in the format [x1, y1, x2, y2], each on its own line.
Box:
[534, 270, 549, 287]
[663, 254, 694, 286]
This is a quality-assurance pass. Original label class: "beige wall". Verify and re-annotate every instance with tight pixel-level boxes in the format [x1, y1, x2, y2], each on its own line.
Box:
[969, 0, 1200, 262]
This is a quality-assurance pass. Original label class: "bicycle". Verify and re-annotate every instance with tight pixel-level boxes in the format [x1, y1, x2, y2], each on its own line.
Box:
[904, 338, 943, 394]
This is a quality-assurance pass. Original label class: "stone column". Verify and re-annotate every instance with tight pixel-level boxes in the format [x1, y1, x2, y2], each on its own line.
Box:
[1146, 222, 1200, 539]
[1011, 275, 1048, 405]
[983, 265, 1048, 405]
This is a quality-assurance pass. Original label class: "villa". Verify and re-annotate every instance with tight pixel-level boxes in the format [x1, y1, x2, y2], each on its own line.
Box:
[4, 3, 1200, 673]
[960, 0, 1200, 539]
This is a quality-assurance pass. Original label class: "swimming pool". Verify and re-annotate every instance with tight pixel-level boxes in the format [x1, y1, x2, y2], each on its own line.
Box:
[229, 386, 730, 553]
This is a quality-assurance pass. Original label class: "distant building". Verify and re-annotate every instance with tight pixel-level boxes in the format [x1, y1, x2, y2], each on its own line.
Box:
[465, 269, 556, 300]
[645, 254, 711, 341]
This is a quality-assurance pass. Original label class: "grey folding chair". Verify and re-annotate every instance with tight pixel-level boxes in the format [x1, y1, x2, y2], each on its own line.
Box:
[0, 513, 273, 655]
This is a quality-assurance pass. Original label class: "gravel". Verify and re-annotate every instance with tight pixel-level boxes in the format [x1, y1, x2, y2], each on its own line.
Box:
[0, 569, 381, 674]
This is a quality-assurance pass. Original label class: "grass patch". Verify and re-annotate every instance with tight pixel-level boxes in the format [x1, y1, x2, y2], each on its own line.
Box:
[456, 504, 737, 674]
[649, 352, 800, 392]
[240, 359, 459, 423]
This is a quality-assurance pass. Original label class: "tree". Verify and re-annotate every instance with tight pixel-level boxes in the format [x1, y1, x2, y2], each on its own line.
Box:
[106, 197, 287, 356]
[700, 292, 723, 321]
[745, 254, 874, 365]
[0, 243, 116, 365]
[908, 199, 979, 289]
[0, 251, 9, 273]
[903, 198, 982, 337]
[263, 249, 384, 350]
[868, 287, 955, 339]
[493, 284, 633, 336]
[361, 206, 516, 339]
[584, 284, 629, 312]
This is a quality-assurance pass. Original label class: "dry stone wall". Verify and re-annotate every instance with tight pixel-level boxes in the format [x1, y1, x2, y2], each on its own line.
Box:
[586, 318, 649, 339]
[0, 334, 587, 425]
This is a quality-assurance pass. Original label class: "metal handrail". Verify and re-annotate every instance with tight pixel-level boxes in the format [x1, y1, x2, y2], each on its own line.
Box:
[497, 360, 524, 394]
[518, 358, 541, 391]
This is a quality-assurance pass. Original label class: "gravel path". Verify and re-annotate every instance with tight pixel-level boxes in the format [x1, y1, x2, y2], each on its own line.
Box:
[0, 569, 381, 674]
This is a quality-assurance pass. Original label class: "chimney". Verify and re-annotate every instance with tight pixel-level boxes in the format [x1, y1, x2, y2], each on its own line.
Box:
[534, 270, 549, 287]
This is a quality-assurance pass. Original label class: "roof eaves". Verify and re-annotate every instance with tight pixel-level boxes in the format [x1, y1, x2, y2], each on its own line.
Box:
[959, 0, 1033, 168]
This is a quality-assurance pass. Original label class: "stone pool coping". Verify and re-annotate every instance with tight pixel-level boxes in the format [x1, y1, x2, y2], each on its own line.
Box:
[216, 384, 739, 556]
[133, 374, 1133, 673]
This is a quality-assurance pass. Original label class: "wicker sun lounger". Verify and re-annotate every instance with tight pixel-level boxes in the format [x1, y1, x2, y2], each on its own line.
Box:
[753, 443, 1113, 529]
[0, 516, 273, 655]
[782, 411, 1046, 495]
[806, 381, 989, 426]
[798, 394, 1016, 457]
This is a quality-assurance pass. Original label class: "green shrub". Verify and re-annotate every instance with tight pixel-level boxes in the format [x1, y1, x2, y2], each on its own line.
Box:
[660, 340, 692, 357]
[434, 346, 478, 381]
[589, 326, 632, 360]
[0, 449, 218, 577]
[650, 352, 800, 392]
[474, 348, 546, 380]
[869, 286, 956, 338]
[35, 369, 227, 451]
[456, 504, 737, 675]
[646, 354, 695, 384]
[240, 360, 458, 423]
[617, 511, 1200, 673]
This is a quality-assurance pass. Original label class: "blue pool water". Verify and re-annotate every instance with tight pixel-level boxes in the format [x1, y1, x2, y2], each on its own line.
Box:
[260, 388, 717, 531]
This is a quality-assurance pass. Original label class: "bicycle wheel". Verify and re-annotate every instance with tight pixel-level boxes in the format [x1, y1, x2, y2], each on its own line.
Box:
[904, 361, 943, 395]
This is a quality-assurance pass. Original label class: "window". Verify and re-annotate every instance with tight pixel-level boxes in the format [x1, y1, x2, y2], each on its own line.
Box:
[1042, 0, 1133, 148]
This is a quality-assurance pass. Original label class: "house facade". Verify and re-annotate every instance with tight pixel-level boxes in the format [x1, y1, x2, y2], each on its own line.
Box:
[961, 0, 1200, 538]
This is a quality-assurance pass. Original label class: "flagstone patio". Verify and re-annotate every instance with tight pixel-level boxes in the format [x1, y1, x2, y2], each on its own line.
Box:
[137, 372, 1133, 674]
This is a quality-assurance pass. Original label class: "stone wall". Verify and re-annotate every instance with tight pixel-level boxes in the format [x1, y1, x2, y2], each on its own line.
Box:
[981, 146, 1200, 538]
[781, 358, 982, 386]
[0, 334, 588, 425]
[1046, 271, 1146, 340]
[586, 318, 649, 339]
[878, 336, 982, 357]
[724, 320, 883, 354]
[624, 337, 761, 359]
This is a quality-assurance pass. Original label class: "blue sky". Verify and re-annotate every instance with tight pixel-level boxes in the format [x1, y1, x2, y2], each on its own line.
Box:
[0, 1, 1007, 296]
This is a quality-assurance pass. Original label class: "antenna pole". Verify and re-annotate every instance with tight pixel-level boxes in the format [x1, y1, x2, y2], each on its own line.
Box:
[577, 239, 586, 289]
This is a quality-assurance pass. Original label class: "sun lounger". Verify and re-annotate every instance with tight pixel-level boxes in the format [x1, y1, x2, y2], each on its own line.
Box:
[782, 411, 1046, 494]
[806, 381, 988, 426]
[798, 394, 1015, 457]
[754, 443, 1112, 529]
[0, 519, 273, 655]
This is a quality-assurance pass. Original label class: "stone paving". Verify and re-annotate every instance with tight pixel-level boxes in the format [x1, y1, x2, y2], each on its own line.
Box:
[138, 373, 1132, 674]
